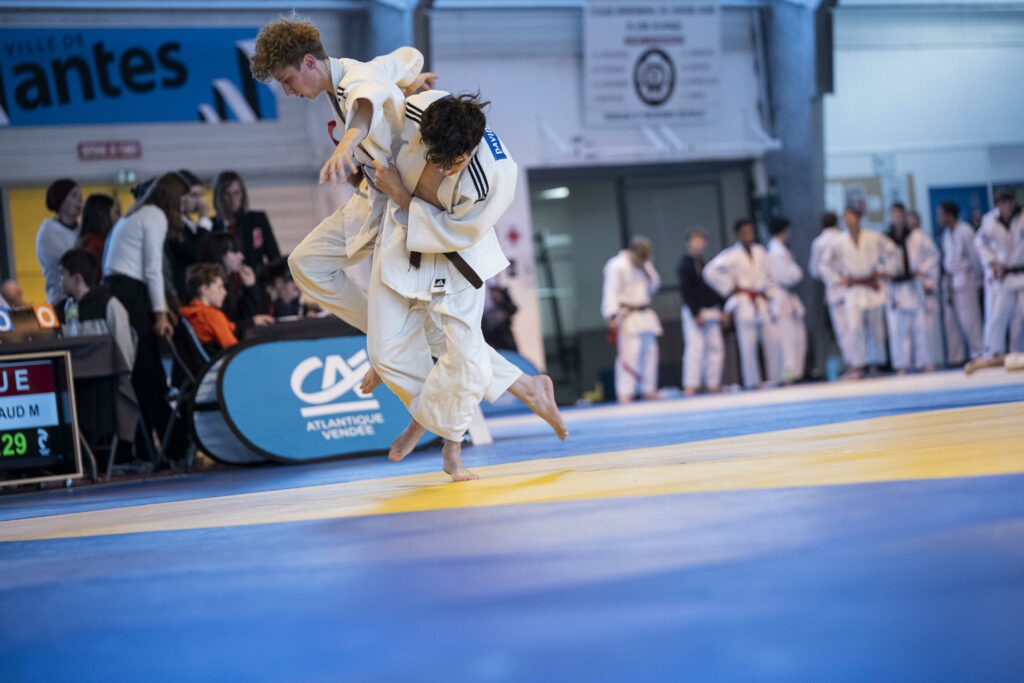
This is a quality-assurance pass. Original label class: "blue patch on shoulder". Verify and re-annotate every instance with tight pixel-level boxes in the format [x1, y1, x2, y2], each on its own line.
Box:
[483, 128, 507, 161]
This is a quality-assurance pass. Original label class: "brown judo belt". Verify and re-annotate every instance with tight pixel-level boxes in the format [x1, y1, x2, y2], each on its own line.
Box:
[409, 251, 484, 289]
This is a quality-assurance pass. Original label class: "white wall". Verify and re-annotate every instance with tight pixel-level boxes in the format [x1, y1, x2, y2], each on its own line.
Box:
[825, 2, 1024, 235]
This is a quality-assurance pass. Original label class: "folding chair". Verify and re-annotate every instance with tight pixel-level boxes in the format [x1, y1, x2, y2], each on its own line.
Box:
[157, 318, 211, 472]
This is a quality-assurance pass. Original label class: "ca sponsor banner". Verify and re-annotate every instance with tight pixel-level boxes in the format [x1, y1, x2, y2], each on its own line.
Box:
[220, 337, 431, 462]
[0, 28, 276, 127]
[584, 0, 720, 127]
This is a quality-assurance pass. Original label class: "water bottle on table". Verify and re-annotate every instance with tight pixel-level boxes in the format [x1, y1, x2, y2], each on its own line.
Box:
[63, 299, 80, 337]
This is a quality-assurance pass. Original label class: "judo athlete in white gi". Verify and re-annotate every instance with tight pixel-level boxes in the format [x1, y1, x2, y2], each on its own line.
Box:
[766, 218, 807, 383]
[704, 219, 780, 389]
[819, 208, 890, 380]
[678, 229, 726, 395]
[937, 201, 985, 361]
[975, 190, 1024, 359]
[967, 209, 1024, 373]
[809, 211, 855, 369]
[367, 91, 523, 481]
[251, 16, 431, 332]
[602, 238, 663, 403]
[252, 21, 566, 453]
[885, 204, 939, 373]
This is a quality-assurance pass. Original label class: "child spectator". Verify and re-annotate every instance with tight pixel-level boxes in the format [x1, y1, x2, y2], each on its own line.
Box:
[180, 263, 238, 352]
[59, 249, 136, 367]
[259, 258, 302, 319]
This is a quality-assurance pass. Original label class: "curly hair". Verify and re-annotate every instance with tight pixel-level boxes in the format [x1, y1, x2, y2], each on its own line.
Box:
[419, 93, 489, 170]
[251, 15, 327, 81]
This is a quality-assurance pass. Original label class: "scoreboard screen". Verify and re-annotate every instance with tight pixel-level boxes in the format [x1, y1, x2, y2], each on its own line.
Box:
[0, 352, 82, 485]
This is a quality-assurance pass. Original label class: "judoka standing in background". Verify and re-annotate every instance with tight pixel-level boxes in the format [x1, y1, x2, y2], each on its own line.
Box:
[766, 217, 806, 384]
[885, 202, 939, 373]
[602, 237, 663, 403]
[678, 228, 726, 395]
[809, 212, 853, 371]
[937, 201, 985, 361]
[819, 207, 890, 380]
[968, 206, 1024, 372]
[975, 190, 1024, 358]
[703, 219, 778, 389]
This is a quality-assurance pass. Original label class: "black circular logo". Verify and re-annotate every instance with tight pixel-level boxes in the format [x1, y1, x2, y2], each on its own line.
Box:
[633, 48, 675, 107]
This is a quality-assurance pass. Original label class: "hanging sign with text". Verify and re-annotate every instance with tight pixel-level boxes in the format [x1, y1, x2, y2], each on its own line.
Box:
[584, 0, 721, 127]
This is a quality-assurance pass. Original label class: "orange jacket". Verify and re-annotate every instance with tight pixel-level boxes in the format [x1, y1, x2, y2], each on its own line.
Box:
[180, 299, 238, 350]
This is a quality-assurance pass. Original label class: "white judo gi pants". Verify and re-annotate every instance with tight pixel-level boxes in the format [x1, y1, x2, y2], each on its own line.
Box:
[939, 278, 966, 366]
[734, 318, 777, 389]
[681, 307, 723, 391]
[768, 313, 806, 383]
[949, 285, 985, 360]
[367, 254, 498, 442]
[886, 303, 933, 371]
[827, 300, 855, 368]
[616, 331, 659, 399]
[983, 279, 1024, 358]
[845, 304, 887, 369]
[288, 191, 379, 334]
[983, 280, 1024, 358]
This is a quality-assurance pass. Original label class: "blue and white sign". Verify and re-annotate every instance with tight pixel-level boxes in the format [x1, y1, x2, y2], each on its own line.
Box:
[0, 28, 276, 127]
[220, 336, 431, 462]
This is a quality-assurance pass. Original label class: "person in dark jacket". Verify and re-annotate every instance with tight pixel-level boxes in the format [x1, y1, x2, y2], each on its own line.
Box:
[198, 232, 273, 329]
[211, 170, 281, 269]
[678, 228, 727, 394]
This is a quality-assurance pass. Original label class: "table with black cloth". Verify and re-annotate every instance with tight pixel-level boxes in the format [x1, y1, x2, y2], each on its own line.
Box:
[0, 334, 141, 447]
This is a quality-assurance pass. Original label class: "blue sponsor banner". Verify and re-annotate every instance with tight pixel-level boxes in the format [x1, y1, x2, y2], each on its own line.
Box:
[220, 336, 431, 462]
[0, 28, 276, 127]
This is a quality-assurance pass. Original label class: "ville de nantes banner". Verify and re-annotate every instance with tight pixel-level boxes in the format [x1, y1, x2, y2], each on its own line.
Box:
[584, 0, 721, 127]
[0, 28, 276, 127]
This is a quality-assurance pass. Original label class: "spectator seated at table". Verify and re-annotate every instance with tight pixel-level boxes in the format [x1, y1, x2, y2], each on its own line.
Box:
[259, 258, 304, 319]
[59, 249, 136, 368]
[1, 279, 26, 309]
[180, 263, 238, 353]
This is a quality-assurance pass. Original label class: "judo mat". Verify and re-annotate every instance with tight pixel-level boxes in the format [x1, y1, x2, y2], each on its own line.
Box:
[1, 370, 1022, 682]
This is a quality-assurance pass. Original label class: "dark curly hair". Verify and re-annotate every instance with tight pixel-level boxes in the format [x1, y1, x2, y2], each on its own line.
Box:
[251, 15, 327, 82]
[419, 93, 489, 170]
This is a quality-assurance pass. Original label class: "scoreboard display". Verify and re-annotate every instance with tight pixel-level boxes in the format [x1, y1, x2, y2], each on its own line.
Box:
[0, 352, 82, 485]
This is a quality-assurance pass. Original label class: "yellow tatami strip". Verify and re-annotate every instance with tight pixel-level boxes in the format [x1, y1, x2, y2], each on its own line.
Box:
[2, 402, 1022, 542]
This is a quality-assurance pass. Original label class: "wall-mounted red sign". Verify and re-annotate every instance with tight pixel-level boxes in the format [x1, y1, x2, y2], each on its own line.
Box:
[77, 140, 141, 161]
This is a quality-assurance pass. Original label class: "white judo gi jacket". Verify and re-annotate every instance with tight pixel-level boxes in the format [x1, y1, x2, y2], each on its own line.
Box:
[809, 227, 845, 306]
[327, 48, 424, 258]
[600, 251, 663, 336]
[886, 229, 940, 312]
[976, 209, 1020, 288]
[820, 229, 890, 312]
[703, 242, 774, 323]
[766, 237, 805, 321]
[981, 214, 1024, 357]
[942, 221, 984, 293]
[378, 90, 513, 301]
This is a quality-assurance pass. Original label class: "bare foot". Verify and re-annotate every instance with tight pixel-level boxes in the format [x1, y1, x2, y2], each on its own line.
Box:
[509, 375, 569, 440]
[389, 419, 426, 462]
[360, 367, 382, 394]
[965, 357, 1002, 376]
[442, 440, 478, 482]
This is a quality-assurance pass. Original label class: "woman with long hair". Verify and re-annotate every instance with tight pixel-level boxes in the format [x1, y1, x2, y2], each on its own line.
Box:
[197, 231, 273, 328]
[212, 170, 281, 268]
[103, 172, 189, 448]
[77, 193, 121, 265]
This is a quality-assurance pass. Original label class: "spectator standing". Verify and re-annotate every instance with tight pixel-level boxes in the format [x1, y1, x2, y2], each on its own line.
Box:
[103, 172, 188, 445]
[78, 193, 121, 265]
[678, 229, 725, 395]
[211, 171, 280, 269]
[36, 178, 83, 305]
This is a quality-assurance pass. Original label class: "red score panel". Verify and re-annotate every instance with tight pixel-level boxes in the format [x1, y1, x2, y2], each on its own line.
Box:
[0, 362, 57, 397]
